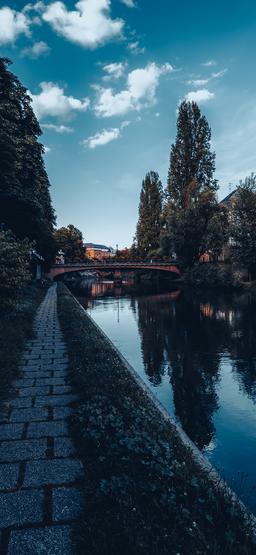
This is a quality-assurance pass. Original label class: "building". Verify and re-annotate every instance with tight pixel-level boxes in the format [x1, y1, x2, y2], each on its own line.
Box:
[200, 188, 238, 263]
[220, 189, 238, 211]
[84, 243, 115, 261]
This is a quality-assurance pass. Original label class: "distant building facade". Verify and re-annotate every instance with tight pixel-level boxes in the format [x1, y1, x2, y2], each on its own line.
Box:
[84, 243, 115, 260]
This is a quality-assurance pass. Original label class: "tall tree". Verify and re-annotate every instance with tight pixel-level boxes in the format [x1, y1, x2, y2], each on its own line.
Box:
[164, 101, 226, 267]
[54, 225, 84, 262]
[135, 171, 163, 259]
[0, 57, 55, 261]
[231, 173, 256, 279]
[167, 100, 217, 205]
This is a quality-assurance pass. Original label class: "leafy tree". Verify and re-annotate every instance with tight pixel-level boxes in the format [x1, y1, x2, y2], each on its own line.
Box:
[0, 231, 31, 311]
[115, 248, 132, 261]
[231, 173, 256, 279]
[135, 171, 163, 259]
[167, 101, 217, 205]
[0, 57, 55, 262]
[54, 225, 84, 262]
[164, 102, 226, 267]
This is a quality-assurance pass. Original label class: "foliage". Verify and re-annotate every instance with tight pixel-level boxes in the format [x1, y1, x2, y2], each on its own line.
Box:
[0, 57, 55, 261]
[114, 247, 133, 261]
[167, 101, 217, 204]
[184, 263, 238, 289]
[58, 283, 256, 555]
[163, 102, 228, 268]
[135, 171, 163, 259]
[54, 224, 84, 262]
[0, 284, 45, 399]
[0, 230, 32, 310]
[231, 174, 256, 279]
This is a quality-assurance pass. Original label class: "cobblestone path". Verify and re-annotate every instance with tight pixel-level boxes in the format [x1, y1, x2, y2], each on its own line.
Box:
[0, 284, 83, 554]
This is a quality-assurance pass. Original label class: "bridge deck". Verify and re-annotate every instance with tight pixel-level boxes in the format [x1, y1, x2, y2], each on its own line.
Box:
[47, 262, 181, 279]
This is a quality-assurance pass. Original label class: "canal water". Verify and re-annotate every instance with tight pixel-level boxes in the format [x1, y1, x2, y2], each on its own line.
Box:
[76, 279, 256, 513]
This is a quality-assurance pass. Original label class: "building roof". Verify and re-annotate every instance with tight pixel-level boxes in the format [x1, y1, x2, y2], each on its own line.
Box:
[84, 243, 112, 251]
[220, 189, 237, 205]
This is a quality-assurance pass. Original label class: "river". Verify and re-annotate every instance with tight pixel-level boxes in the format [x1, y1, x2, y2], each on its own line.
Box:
[75, 278, 256, 513]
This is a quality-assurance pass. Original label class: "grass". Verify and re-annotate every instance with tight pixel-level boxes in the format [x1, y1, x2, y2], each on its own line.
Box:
[0, 284, 46, 400]
[58, 282, 256, 555]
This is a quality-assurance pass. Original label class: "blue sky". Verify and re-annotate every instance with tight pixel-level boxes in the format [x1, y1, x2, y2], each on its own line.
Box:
[1, 0, 256, 248]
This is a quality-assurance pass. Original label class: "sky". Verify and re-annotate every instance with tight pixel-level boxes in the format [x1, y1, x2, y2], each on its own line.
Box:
[1, 0, 256, 248]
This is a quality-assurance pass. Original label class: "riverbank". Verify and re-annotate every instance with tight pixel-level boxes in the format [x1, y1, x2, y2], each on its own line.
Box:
[0, 284, 46, 402]
[57, 283, 256, 555]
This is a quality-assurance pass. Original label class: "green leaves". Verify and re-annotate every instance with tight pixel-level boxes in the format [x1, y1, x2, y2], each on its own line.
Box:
[54, 224, 84, 262]
[136, 171, 163, 259]
[0, 230, 32, 310]
[0, 57, 55, 261]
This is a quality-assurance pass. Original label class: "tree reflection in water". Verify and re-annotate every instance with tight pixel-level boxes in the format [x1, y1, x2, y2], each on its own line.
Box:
[137, 289, 256, 451]
[71, 277, 256, 454]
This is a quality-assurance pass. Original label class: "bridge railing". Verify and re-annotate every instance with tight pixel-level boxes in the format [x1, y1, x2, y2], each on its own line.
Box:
[52, 260, 179, 267]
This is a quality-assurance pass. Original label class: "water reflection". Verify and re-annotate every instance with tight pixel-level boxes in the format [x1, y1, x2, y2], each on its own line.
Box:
[73, 279, 256, 511]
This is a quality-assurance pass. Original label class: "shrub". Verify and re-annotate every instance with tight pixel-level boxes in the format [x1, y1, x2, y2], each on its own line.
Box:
[0, 230, 32, 311]
[184, 263, 239, 289]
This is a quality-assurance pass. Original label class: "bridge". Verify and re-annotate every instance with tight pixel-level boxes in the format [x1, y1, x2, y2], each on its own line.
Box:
[47, 261, 181, 280]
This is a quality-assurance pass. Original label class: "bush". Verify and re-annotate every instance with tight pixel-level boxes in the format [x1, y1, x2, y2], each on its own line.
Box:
[0, 230, 32, 311]
[0, 284, 45, 399]
[185, 263, 239, 289]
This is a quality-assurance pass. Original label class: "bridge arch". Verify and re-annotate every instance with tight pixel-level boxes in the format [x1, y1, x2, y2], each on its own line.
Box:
[47, 262, 181, 280]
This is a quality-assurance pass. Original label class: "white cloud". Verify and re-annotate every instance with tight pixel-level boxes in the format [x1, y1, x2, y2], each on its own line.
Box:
[211, 69, 227, 79]
[83, 119, 130, 148]
[44, 145, 51, 154]
[188, 68, 227, 87]
[185, 89, 215, 104]
[21, 41, 51, 58]
[121, 0, 135, 7]
[83, 127, 120, 148]
[42, 0, 124, 48]
[30, 82, 90, 120]
[95, 62, 173, 117]
[23, 2, 46, 13]
[41, 123, 74, 133]
[128, 41, 145, 55]
[0, 7, 30, 44]
[201, 60, 216, 67]
[103, 62, 125, 80]
[187, 78, 209, 87]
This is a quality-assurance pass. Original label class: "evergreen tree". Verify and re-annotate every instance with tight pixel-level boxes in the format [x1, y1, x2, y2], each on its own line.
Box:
[164, 101, 226, 267]
[231, 174, 256, 279]
[136, 171, 163, 259]
[54, 225, 84, 262]
[0, 58, 55, 262]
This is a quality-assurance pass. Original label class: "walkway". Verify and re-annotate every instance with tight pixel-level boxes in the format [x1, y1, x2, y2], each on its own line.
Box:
[0, 284, 83, 554]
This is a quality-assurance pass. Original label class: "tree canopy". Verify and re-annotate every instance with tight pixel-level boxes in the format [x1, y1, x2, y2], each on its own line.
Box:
[163, 101, 227, 267]
[54, 225, 84, 262]
[0, 57, 55, 262]
[231, 173, 256, 279]
[135, 171, 163, 259]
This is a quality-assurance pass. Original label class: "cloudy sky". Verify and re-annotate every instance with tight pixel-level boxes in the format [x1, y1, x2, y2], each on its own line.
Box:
[1, 0, 256, 247]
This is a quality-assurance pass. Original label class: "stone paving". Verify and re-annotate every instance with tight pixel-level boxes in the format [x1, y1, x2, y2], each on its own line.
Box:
[0, 285, 83, 554]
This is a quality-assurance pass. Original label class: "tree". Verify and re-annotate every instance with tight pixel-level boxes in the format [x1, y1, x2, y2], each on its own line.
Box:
[135, 171, 163, 259]
[167, 101, 217, 205]
[54, 225, 84, 262]
[0, 58, 55, 262]
[231, 173, 256, 280]
[0, 231, 31, 311]
[164, 101, 226, 267]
